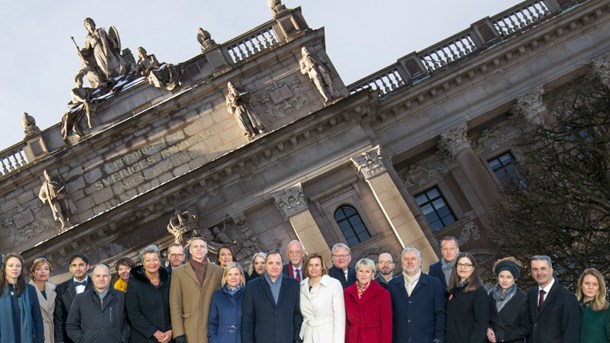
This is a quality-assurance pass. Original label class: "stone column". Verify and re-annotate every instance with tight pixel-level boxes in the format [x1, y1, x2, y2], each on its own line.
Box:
[350, 146, 437, 267]
[438, 123, 500, 213]
[512, 86, 554, 127]
[272, 183, 330, 262]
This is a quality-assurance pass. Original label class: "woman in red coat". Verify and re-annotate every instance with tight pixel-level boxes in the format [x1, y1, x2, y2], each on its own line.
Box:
[344, 258, 392, 343]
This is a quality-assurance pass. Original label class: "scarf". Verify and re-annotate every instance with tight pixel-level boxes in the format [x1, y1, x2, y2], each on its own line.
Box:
[356, 281, 370, 299]
[441, 258, 456, 284]
[0, 284, 35, 343]
[490, 284, 517, 312]
[190, 259, 208, 286]
[223, 284, 242, 296]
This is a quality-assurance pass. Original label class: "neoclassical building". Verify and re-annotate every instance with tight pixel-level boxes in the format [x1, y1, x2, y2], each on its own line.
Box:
[1, 0, 609, 279]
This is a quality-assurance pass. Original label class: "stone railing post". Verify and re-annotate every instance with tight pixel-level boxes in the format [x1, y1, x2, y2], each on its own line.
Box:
[272, 183, 330, 262]
[470, 17, 502, 48]
[272, 7, 309, 43]
[350, 145, 437, 267]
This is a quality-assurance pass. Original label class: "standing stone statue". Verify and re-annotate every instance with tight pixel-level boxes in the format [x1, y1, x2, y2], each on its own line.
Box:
[38, 170, 74, 230]
[136, 47, 182, 91]
[79, 18, 130, 80]
[61, 76, 97, 140]
[226, 81, 265, 138]
[299, 46, 334, 104]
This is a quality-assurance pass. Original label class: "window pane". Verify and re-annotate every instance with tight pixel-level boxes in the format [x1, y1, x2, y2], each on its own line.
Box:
[416, 186, 456, 231]
[426, 188, 440, 199]
[334, 205, 371, 246]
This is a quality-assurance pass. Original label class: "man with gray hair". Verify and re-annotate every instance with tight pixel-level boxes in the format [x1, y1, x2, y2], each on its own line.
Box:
[66, 264, 129, 343]
[388, 247, 446, 343]
[527, 255, 580, 343]
[328, 243, 356, 289]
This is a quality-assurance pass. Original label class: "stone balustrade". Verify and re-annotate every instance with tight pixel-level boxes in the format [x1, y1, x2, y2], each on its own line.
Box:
[225, 23, 280, 63]
[347, 0, 574, 97]
[0, 142, 27, 178]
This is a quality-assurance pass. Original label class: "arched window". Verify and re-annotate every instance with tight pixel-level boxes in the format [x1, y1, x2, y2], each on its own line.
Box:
[334, 205, 371, 246]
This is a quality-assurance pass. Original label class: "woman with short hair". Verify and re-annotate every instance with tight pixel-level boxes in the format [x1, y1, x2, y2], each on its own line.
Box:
[486, 257, 530, 343]
[126, 245, 173, 343]
[299, 253, 345, 343]
[446, 252, 489, 343]
[29, 257, 56, 343]
[576, 268, 610, 342]
[208, 262, 246, 343]
[344, 258, 391, 343]
[216, 246, 236, 269]
[0, 253, 44, 343]
[113, 257, 135, 293]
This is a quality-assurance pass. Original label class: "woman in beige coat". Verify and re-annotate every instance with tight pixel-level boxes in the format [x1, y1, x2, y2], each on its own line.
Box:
[29, 257, 56, 343]
[170, 237, 223, 343]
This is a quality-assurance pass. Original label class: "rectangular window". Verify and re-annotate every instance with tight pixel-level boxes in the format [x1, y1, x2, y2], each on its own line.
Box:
[488, 152, 519, 184]
[415, 187, 456, 231]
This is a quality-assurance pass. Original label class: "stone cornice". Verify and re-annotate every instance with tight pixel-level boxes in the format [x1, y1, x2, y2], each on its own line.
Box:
[370, 0, 610, 127]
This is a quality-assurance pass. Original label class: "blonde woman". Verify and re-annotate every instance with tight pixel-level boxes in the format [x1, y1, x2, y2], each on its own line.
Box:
[29, 257, 56, 343]
[576, 268, 609, 342]
[208, 262, 246, 343]
[246, 252, 267, 282]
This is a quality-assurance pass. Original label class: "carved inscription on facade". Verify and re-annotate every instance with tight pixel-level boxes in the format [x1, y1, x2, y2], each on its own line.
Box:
[91, 131, 205, 192]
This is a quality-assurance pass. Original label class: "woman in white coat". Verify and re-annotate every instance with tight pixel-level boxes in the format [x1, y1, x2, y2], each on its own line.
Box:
[29, 257, 56, 343]
[300, 253, 345, 343]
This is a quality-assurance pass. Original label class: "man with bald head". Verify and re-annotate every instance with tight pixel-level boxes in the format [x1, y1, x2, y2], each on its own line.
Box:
[282, 240, 306, 282]
[66, 264, 129, 343]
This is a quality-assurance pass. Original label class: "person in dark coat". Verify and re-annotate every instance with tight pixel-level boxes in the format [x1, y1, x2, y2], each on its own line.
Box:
[388, 247, 445, 343]
[126, 245, 172, 343]
[486, 257, 530, 343]
[0, 253, 44, 343]
[576, 268, 610, 342]
[65, 264, 129, 343]
[54, 254, 92, 343]
[527, 255, 581, 343]
[327, 243, 356, 289]
[445, 252, 489, 343]
[344, 258, 391, 343]
[241, 251, 302, 343]
[428, 236, 459, 289]
[245, 252, 266, 283]
[208, 262, 246, 343]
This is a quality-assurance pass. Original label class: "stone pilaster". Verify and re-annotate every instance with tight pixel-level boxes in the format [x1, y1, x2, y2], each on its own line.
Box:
[512, 86, 550, 126]
[272, 183, 330, 262]
[438, 124, 500, 213]
[350, 146, 437, 267]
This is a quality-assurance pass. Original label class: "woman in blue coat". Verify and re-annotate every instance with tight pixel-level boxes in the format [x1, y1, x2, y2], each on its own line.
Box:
[208, 262, 246, 343]
[0, 253, 44, 343]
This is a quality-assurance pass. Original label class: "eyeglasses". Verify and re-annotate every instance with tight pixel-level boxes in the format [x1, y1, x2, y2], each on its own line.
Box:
[378, 261, 394, 265]
[457, 263, 474, 268]
[332, 254, 350, 259]
[169, 254, 184, 257]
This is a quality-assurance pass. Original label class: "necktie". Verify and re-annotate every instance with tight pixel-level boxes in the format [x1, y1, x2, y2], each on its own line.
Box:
[538, 289, 546, 309]
[294, 268, 301, 282]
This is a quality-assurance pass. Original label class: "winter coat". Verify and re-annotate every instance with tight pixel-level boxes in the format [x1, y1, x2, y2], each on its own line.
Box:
[54, 277, 92, 343]
[0, 283, 44, 343]
[488, 288, 530, 343]
[29, 280, 56, 343]
[126, 266, 171, 343]
[208, 286, 245, 343]
[344, 280, 392, 343]
[446, 285, 489, 343]
[299, 275, 345, 343]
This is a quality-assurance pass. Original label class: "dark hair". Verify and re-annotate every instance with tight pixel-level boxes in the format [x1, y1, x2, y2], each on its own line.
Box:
[448, 252, 483, 293]
[266, 250, 283, 263]
[114, 257, 135, 272]
[216, 246, 236, 266]
[0, 253, 27, 297]
[69, 254, 90, 265]
[303, 253, 328, 278]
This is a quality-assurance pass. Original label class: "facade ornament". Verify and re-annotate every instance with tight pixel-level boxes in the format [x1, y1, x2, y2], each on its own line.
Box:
[402, 152, 453, 188]
[226, 81, 266, 138]
[22, 112, 40, 137]
[38, 170, 75, 231]
[272, 183, 307, 220]
[267, 0, 288, 17]
[351, 145, 387, 180]
[591, 53, 610, 88]
[476, 129, 502, 152]
[230, 212, 261, 260]
[438, 123, 471, 159]
[299, 47, 335, 104]
[456, 222, 481, 245]
[512, 86, 547, 125]
[167, 209, 199, 243]
[77, 18, 131, 80]
[197, 28, 218, 53]
[136, 47, 182, 91]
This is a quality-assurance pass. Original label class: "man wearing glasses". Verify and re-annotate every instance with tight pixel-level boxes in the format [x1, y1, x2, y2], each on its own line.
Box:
[282, 240, 306, 282]
[375, 252, 396, 289]
[328, 243, 356, 289]
[165, 242, 185, 277]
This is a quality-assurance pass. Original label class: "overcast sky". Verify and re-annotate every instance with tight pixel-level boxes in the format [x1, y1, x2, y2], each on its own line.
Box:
[0, 0, 523, 151]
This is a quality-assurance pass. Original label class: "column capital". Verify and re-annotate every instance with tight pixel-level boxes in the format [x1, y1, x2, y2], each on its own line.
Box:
[350, 145, 387, 180]
[591, 53, 610, 88]
[513, 86, 547, 125]
[438, 123, 471, 159]
[272, 183, 307, 220]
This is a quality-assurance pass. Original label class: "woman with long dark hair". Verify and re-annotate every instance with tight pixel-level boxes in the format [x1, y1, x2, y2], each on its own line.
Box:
[445, 252, 489, 343]
[0, 253, 44, 343]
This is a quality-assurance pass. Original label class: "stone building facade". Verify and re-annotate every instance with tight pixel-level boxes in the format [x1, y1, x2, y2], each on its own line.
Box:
[1, 0, 609, 279]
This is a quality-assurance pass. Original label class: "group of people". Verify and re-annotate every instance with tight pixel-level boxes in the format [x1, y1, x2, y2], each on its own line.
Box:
[0, 235, 608, 342]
